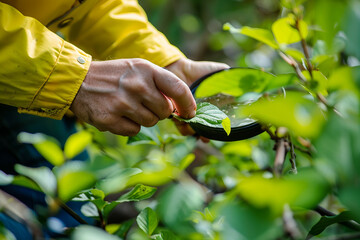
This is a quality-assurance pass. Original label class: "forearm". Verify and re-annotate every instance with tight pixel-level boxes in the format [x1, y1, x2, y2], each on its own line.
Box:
[0, 2, 90, 119]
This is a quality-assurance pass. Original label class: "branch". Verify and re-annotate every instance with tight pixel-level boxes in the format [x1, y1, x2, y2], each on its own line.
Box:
[288, 136, 298, 174]
[319, 232, 360, 240]
[283, 204, 302, 239]
[314, 206, 360, 232]
[295, 17, 313, 78]
[274, 138, 287, 177]
[58, 200, 88, 225]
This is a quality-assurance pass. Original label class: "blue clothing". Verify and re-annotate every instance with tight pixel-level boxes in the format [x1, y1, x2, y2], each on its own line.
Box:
[0, 104, 94, 239]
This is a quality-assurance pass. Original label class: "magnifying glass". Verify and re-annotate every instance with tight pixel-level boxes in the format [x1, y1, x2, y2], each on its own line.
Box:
[189, 67, 270, 141]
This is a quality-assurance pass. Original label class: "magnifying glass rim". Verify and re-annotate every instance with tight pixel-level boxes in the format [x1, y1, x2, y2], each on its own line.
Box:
[189, 67, 265, 141]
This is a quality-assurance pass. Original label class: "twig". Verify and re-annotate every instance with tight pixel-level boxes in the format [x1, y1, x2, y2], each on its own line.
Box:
[58, 200, 88, 225]
[274, 138, 287, 177]
[283, 204, 302, 239]
[318, 232, 360, 240]
[294, 145, 312, 157]
[295, 18, 313, 78]
[279, 51, 308, 84]
[263, 125, 278, 140]
[314, 206, 360, 232]
[288, 136, 298, 174]
[98, 208, 105, 229]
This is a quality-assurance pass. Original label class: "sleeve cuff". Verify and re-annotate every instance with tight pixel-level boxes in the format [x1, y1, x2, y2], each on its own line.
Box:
[18, 40, 91, 120]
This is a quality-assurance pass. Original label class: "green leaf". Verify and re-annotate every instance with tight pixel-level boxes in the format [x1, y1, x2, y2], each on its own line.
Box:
[71, 225, 121, 240]
[173, 102, 230, 132]
[195, 68, 276, 98]
[221, 117, 231, 136]
[15, 164, 56, 196]
[314, 113, 360, 184]
[302, 70, 328, 96]
[81, 202, 99, 218]
[157, 183, 205, 234]
[153, 231, 177, 240]
[97, 168, 142, 195]
[272, 14, 308, 44]
[242, 92, 325, 138]
[221, 202, 282, 240]
[128, 126, 161, 145]
[344, 1, 360, 59]
[307, 211, 357, 237]
[102, 185, 156, 220]
[64, 131, 92, 159]
[117, 184, 157, 203]
[283, 48, 305, 62]
[11, 175, 42, 192]
[235, 169, 328, 214]
[328, 67, 359, 96]
[18, 132, 64, 166]
[106, 220, 134, 238]
[224, 23, 279, 49]
[221, 201, 283, 240]
[55, 161, 97, 202]
[136, 207, 158, 236]
[0, 170, 13, 186]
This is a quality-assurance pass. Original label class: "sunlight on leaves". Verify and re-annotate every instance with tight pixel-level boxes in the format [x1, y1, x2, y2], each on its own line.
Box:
[272, 14, 308, 44]
[195, 68, 275, 98]
[56, 161, 97, 202]
[234, 169, 328, 215]
[224, 23, 279, 49]
[242, 92, 325, 138]
[64, 131, 92, 160]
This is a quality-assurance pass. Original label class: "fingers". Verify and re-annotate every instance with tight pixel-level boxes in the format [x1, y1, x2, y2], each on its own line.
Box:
[152, 66, 196, 119]
[106, 117, 141, 136]
[142, 91, 174, 120]
[122, 103, 160, 127]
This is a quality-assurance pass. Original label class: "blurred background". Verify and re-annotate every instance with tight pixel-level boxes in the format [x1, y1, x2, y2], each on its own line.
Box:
[139, 0, 282, 69]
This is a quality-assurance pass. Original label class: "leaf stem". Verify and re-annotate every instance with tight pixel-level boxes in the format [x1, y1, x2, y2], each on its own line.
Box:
[295, 17, 313, 78]
[288, 136, 297, 174]
[58, 199, 88, 225]
[274, 138, 287, 177]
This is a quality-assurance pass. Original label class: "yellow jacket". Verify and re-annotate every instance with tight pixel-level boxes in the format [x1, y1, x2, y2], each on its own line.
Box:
[0, 0, 184, 119]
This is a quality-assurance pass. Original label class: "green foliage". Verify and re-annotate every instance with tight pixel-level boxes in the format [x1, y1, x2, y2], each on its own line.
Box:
[64, 130, 92, 159]
[2, 1, 360, 239]
[242, 92, 326, 138]
[308, 211, 359, 237]
[136, 207, 158, 236]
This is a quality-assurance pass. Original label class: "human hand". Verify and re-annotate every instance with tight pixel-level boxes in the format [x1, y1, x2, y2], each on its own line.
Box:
[70, 59, 196, 136]
[165, 58, 229, 87]
[165, 58, 229, 137]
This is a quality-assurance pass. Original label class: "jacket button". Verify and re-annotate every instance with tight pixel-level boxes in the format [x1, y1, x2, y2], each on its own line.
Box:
[77, 56, 86, 64]
[58, 18, 74, 28]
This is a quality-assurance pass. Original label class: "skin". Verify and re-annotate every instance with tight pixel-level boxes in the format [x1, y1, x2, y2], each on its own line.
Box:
[70, 58, 229, 136]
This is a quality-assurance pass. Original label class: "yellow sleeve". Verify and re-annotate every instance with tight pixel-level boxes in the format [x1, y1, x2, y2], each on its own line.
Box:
[0, 2, 91, 120]
[66, 0, 185, 67]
